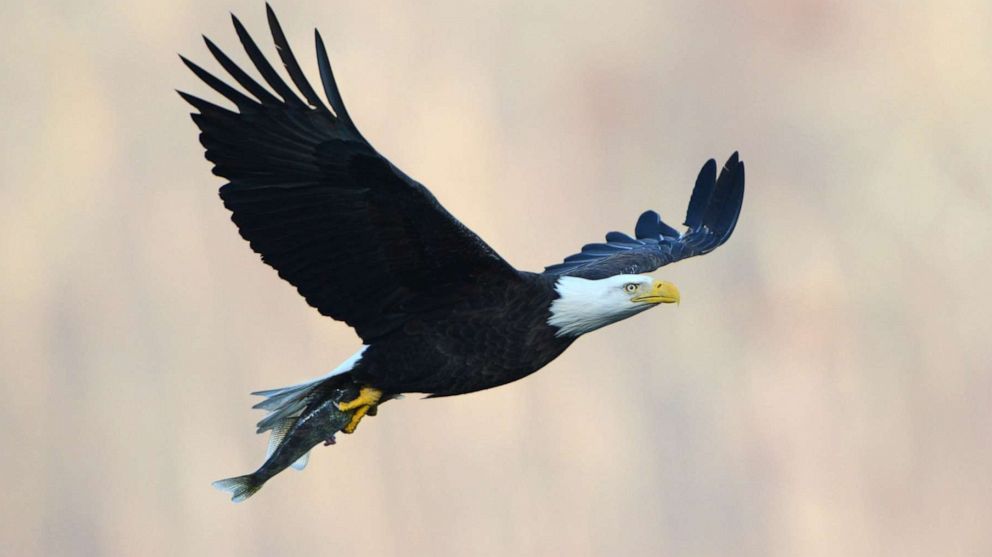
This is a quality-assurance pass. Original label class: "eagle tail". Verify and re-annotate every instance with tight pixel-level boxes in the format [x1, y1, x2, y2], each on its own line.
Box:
[250, 346, 368, 434]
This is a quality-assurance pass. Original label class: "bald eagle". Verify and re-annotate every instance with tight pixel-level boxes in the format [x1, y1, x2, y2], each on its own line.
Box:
[183, 6, 744, 500]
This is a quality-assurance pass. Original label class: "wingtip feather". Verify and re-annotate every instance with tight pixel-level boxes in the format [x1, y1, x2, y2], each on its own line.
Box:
[683, 158, 718, 229]
[314, 28, 356, 129]
[634, 210, 661, 239]
[266, 3, 327, 112]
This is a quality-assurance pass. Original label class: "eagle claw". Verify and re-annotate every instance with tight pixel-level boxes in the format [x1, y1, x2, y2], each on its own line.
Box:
[337, 386, 383, 434]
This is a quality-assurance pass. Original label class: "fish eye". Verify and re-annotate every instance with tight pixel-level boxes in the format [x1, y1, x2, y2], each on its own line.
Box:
[624, 283, 638, 293]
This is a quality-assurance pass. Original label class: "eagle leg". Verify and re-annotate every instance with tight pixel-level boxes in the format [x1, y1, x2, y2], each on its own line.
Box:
[337, 386, 383, 434]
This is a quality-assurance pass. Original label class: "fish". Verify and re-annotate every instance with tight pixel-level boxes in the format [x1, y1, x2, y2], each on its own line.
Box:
[212, 383, 361, 502]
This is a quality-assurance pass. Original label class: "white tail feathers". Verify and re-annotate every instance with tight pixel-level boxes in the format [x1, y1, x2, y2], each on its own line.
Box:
[212, 475, 264, 503]
[252, 346, 367, 434]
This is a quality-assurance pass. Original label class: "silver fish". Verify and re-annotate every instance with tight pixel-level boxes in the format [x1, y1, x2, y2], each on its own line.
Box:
[212, 384, 360, 502]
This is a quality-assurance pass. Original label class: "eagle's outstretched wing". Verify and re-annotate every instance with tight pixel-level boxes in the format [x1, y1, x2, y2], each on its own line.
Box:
[543, 153, 744, 279]
[180, 6, 517, 342]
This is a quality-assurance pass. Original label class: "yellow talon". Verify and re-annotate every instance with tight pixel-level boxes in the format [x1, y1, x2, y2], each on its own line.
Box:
[338, 386, 383, 412]
[338, 387, 383, 434]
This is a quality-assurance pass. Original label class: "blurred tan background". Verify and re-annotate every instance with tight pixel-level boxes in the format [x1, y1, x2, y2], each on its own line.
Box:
[2, 0, 991, 555]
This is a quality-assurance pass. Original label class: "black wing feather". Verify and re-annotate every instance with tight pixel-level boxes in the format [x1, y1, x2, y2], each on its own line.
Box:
[543, 153, 744, 279]
[265, 4, 328, 113]
[179, 56, 256, 111]
[315, 30, 358, 132]
[203, 35, 282, 105]
[230, 13, 308, 109]
[182, 6, 517, 342]
[684, 158, 718, 229]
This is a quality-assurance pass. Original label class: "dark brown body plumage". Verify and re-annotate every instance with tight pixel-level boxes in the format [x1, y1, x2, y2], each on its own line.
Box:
[352, 272, 573, 396]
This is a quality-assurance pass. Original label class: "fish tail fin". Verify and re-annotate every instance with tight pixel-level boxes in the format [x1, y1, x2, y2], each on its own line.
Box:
[212, 473, 265, 503]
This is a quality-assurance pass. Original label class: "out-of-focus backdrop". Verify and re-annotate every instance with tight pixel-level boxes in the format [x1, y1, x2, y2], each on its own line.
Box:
[3, 1, 991, 555]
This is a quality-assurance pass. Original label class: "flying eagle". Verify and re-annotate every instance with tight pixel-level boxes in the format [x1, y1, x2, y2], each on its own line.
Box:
[181, 6, 745, 501]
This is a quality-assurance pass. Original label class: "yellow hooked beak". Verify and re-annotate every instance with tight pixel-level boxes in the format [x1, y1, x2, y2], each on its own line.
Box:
[631, 280, 681, 305]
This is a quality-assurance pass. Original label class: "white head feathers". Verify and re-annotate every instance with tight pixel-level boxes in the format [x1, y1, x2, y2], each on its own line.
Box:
[547, 274, 659, 337]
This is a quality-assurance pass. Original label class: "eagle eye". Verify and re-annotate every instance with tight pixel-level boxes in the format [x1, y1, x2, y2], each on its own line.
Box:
[624, 283, 638, 293]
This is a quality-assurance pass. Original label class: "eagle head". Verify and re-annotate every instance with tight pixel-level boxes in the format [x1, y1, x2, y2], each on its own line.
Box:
[547, 274, 680, 337]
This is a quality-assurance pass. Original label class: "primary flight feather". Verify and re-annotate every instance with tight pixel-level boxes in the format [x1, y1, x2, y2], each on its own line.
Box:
[181, 5, 745, 502]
